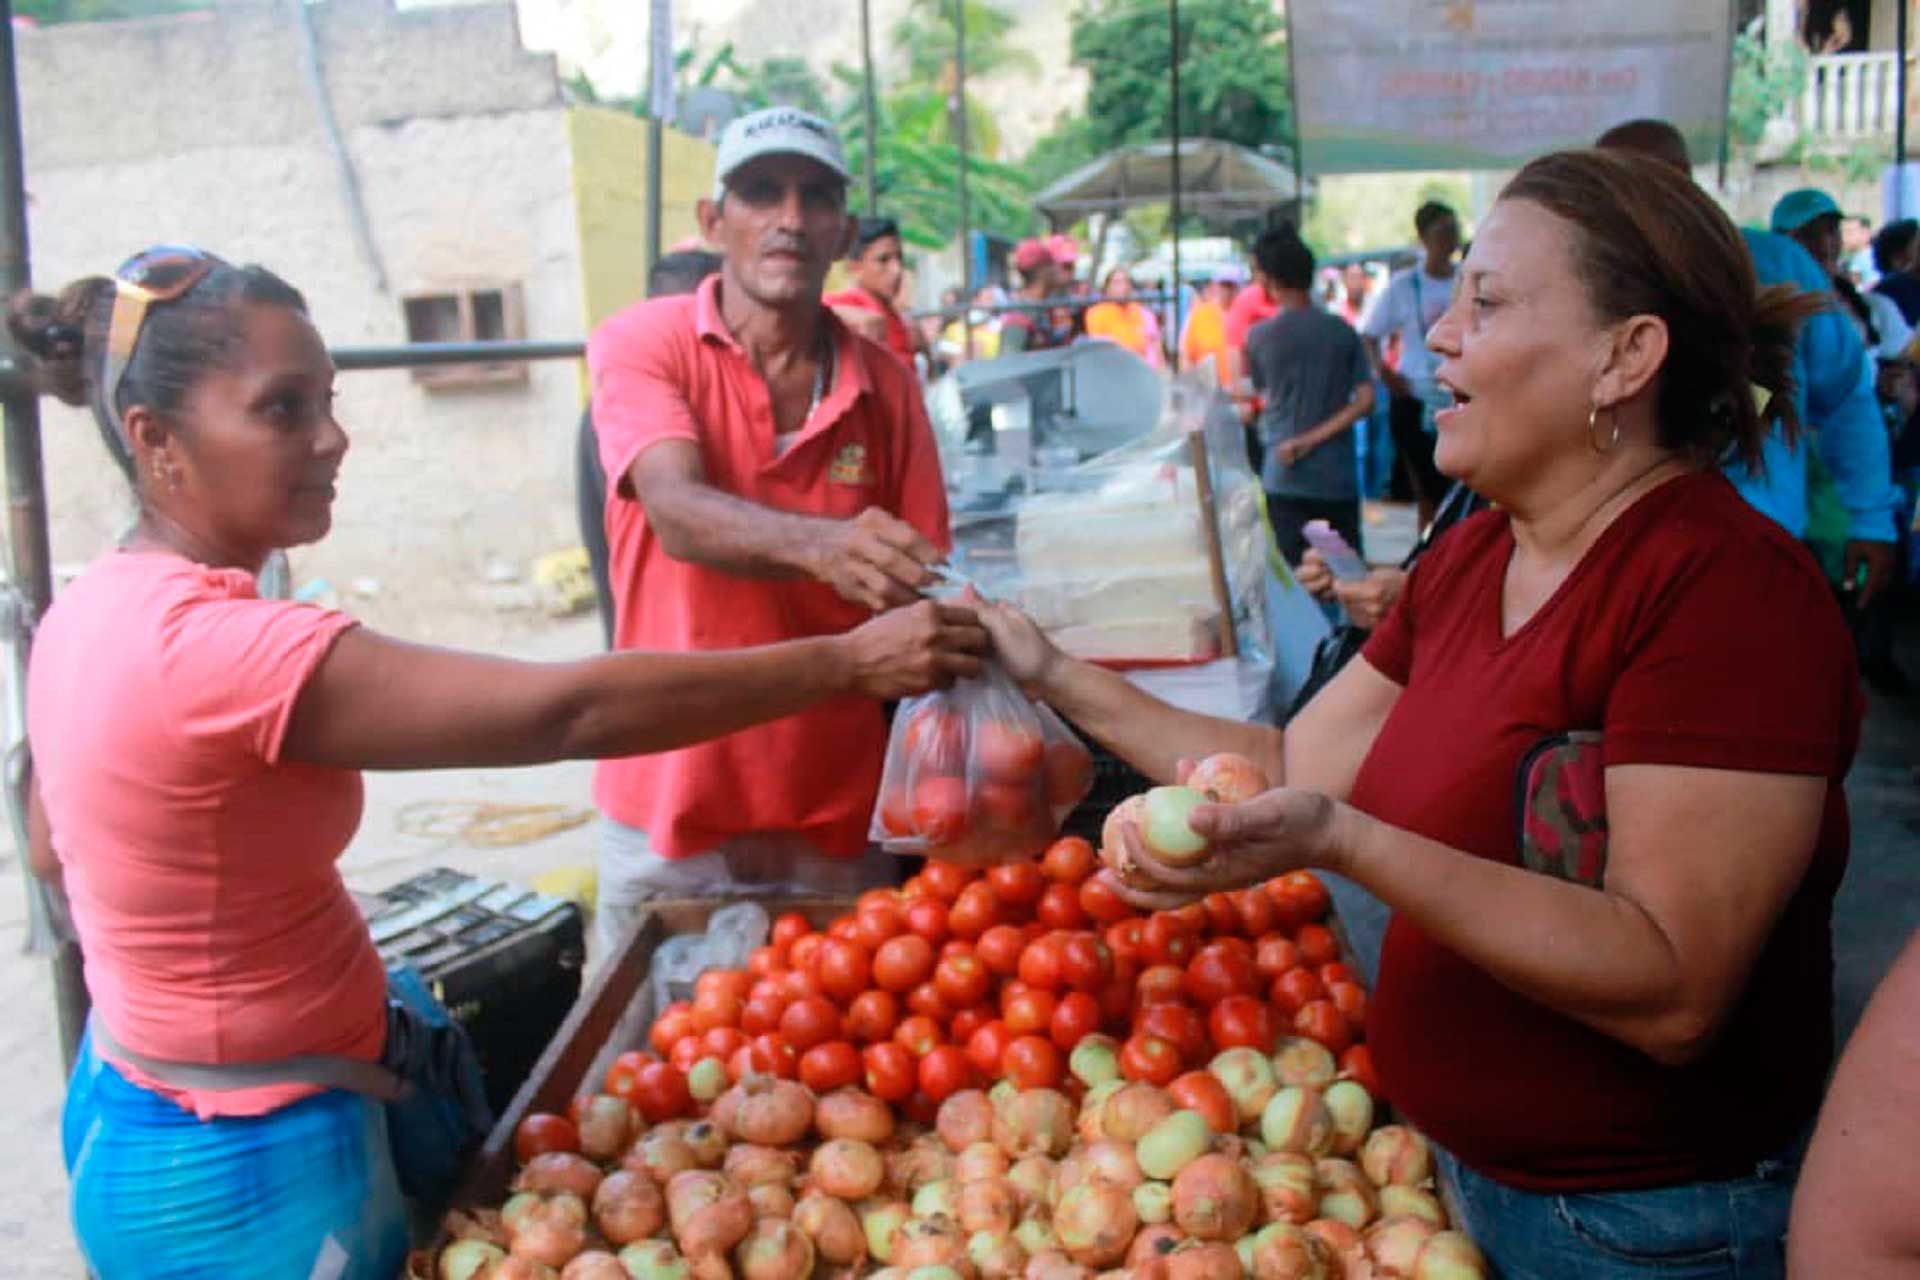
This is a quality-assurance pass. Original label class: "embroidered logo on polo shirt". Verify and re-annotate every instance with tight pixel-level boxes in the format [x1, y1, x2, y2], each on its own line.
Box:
[829, 443, 872, 486]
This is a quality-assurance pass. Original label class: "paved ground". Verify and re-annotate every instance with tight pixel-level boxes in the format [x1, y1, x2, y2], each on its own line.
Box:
[0, 519, 1914, 1276]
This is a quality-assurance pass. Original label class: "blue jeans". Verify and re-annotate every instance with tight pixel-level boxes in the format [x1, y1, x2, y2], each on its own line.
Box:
[1319, 870, 1390, 986]
[1435, 1141, 1801, 1280]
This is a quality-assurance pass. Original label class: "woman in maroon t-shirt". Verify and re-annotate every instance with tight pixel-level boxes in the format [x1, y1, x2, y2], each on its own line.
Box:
[981, 149, 1858, 1278]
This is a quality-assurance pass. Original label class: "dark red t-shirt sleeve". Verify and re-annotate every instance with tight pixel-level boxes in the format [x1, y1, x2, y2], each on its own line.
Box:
[1603, 536, 1859, 777]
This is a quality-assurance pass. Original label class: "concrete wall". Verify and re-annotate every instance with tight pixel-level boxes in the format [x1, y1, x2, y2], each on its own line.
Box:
[569, 108, 716, 331]
[13, 0, 597, 643]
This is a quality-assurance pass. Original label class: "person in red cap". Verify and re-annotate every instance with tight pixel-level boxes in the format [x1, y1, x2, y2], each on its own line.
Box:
[1001, 237, 1068, 353]
[585, 106, 965, 952]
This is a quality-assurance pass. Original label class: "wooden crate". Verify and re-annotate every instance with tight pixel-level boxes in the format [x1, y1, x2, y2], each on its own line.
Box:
[447, 896, 854, 1211]
[430, 886, 1480, 1260]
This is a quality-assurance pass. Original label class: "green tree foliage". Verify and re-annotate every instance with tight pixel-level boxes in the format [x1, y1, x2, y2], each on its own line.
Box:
[1727, 31, 1809, 150]
[675, 24, 1037, 251]
[890, 0, 1041, 87]
[1055, 0, 1291, 157]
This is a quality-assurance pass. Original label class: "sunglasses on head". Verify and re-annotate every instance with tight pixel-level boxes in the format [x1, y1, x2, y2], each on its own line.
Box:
[99, 245, 222, 420]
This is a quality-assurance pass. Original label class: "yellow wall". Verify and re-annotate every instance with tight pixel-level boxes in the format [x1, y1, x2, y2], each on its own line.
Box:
[568, 107, 717, 332]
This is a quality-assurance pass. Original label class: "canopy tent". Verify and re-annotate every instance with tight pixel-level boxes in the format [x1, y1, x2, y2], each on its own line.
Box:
[1032, 138, 1299, 231]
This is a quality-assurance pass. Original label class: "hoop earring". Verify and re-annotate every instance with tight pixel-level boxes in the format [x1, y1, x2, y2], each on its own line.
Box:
[1587, 403, 1621, 454]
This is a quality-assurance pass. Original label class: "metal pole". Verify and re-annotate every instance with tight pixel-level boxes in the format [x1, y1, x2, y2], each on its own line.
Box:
[954, 0, 973, 355]
[644, 0, 667, 275]
[1898, 0, 1910, 207]
[647, 115, 664, 275]
[1169, 0, 1182, 370]
[860, 0, 880, 214]
[0, 0, 88, 1072]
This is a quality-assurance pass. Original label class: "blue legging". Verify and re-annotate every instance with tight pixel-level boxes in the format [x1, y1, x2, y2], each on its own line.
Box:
[63, 1028, 409, 1279]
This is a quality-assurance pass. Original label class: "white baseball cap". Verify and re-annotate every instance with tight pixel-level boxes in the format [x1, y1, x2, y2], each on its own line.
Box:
[711, 106, 851, 202]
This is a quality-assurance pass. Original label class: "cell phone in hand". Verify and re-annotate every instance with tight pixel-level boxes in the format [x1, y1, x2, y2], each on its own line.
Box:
[1302, 520, 1369, 582]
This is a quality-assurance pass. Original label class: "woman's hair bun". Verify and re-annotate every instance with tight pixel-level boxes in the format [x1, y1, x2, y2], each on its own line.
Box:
[6, 278, 113, 407]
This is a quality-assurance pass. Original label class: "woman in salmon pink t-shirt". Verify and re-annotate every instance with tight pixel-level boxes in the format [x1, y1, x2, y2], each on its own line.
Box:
[975, 150, 1860, 1279]
[12, 250, 984, 1279]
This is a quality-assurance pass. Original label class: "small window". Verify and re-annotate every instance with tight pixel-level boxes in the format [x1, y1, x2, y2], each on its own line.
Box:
[399, 283, 528, 389]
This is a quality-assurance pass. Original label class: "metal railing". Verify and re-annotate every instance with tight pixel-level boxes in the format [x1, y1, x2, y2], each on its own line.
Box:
[1802, 50, 1914, 143]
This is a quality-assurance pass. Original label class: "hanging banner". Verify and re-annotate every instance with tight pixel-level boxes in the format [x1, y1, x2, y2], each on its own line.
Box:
[1289, 0, 1734, 174]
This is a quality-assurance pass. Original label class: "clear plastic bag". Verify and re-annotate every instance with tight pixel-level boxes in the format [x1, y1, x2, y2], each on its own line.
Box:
[869, 660, 1094, 865]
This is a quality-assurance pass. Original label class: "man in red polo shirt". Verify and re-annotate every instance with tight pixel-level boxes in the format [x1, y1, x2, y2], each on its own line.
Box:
[587, 106, 959, 955]
[825, 215, 921, 378]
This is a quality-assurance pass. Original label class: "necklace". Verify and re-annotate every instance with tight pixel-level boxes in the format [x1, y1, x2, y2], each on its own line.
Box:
[805, 330, 832, 425]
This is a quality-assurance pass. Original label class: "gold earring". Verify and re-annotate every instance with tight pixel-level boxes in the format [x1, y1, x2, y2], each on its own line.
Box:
[1587, 403, 1621, 454]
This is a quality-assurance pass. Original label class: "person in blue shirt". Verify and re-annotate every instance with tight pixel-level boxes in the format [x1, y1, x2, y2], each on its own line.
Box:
[1597, 121, 1900, 608]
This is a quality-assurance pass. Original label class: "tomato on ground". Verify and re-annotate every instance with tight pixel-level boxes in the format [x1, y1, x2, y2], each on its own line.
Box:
[1168, 1070, 1238, 1134]
[986, 860, 1046, 907]
[1036, 882, 1089, 930]
[845, 989, 901, 1044]
[1050, 991, 1102, 1050]
[864, 1042, 917, 1101]
[748, 1033, 798, 1079]
[632, 1062, 692, 1123]
[1137, 1001, 1209, 1066]
[935, 952, 992, 1009]
[1041, 836, 1098, 883]
[1295, 924, 1339, 969]
[873, 934, 937, 993]
[921, 859, 975, 902]
[1208, 995, 1276, 1053]
[1060, 933, 1115, 993]
[1017, 934, 1067, 990]
[771, 912, 812, 950]
[1327, 980, 1368, 1034]
[1255, 934, 1301, 980]
[1270, 966, 1328, 1018]
[1004, 1035, 1065, 1089]
[604, 1050, 650, 1102]
[816, 937, 873, 1004]
[1184, 942, 1261, 1006]
[779, 996, 843, 1051]
[949, 1005, 992, 1046]
[799, 1040, 863, 1092]
[894, 1014, 944, 1058]
[650, 1002, 695, 1056]
[1002, 986, 1058, 1037]
[1339, 1044, 1381, 1096]
[948, 882, 1001, 939]
[966, 1020, 1017, 1078]
[903, 898, 951, 946]
[513, 1113, 579, 1163]
[917, 1045, 975, 1102]
[1119, 1033, 1183, 1086]
[1294, 999, 1353, 1055]
[1142, 914, 1197, 968]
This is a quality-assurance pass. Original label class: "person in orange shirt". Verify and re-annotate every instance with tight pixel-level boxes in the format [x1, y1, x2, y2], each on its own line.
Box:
[1085, 266, 1164, 367]
[1180, 272, 1241, 386]
[588, 107, 965, 952]
[13, 245, 981, 1277]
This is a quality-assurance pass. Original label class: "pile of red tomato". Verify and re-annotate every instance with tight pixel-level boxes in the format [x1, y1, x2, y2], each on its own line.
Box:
[605, 837, 1372, 1134]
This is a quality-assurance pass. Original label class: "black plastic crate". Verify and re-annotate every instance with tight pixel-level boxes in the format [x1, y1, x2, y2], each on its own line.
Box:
[360, 868, 585, 1115]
